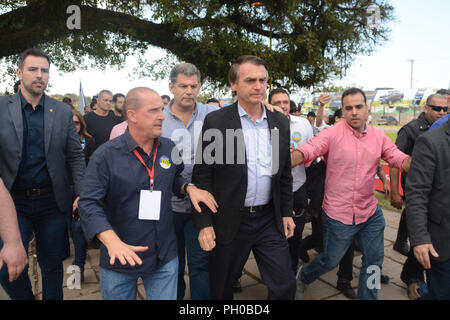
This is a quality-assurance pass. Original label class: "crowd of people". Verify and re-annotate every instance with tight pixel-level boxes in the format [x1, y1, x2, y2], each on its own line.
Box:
[0, 48, 449, 301]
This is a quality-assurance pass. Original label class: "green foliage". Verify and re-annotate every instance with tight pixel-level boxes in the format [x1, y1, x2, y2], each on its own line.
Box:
[0, 0, 394, 90]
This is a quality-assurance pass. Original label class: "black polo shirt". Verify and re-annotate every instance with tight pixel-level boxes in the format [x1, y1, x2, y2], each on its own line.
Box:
[13, 92, 51, 189]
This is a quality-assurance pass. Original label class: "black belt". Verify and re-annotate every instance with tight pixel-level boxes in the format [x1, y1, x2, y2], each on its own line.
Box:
[11, 186, 53, 197]
[242, 203, 272, 213]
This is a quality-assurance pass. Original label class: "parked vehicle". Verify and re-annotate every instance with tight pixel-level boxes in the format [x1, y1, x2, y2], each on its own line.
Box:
[379, 90, 404, 105]
[373, 115, 399, 125]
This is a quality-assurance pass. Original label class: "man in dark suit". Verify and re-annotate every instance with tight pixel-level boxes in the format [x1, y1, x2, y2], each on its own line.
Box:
[0, 48, 86, 300]
[406, 118, 450, 299]
[192, 55, 296, 299]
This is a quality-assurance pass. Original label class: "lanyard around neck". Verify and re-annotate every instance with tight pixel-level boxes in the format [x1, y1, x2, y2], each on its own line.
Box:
[133, 146, 158, 191]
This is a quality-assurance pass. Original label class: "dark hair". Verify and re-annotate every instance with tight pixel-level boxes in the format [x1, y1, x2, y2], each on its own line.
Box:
[330, 108, 343, 125]
[206, 98, 220, 105]
[268, 88, 289, 104]
[13, 80, 21, 94]
[161, 95, 171, 101]
[62, 97, 74, 109]
[436, 89, 450, 96]
[341, 88, 367, 106]
[307, 111, 316, 118]
[290, 100, 299, 114]
[72, 109, 91, 139]
[18, 48, 50, 70]
[90, 97, 97, 108]
[228, 55, 268, 84]
[113, 93, 125, 103]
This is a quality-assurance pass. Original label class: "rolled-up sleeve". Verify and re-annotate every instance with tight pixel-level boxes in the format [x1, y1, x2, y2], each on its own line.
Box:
[296, 126, 331, 166]
[78, 149, 113, 246]
[381, 134, 408, 169]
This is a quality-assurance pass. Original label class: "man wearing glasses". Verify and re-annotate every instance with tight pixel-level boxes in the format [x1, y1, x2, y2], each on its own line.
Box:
[389, 93, 448, 299]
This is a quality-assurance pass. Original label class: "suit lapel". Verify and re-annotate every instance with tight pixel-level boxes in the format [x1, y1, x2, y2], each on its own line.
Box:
[44, 96, 55, 156]
[8, 94, 23, 149]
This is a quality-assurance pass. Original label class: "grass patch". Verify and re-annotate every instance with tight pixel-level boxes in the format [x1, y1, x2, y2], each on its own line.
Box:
[385, 131, 397, 143]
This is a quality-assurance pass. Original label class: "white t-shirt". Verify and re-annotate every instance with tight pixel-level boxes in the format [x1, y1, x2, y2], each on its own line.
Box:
[290, 115, 314, 191]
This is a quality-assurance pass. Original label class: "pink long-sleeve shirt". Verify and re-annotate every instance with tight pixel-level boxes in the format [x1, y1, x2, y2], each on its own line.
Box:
[297, 120, 408, 225]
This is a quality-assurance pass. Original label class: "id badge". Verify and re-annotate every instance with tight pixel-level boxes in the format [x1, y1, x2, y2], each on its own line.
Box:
[138, 190, 161, 220]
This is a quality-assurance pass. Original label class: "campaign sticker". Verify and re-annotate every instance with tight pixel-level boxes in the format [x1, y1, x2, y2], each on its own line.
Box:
[159, 156, 171, 169]
[291, 132, 302, 143]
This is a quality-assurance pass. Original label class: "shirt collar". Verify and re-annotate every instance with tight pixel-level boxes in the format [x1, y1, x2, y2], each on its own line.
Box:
[123, 128, 161, 153]
[19, 90, 45, 110]
[343, 119, 368, 136]
[237, 102, 267, 122]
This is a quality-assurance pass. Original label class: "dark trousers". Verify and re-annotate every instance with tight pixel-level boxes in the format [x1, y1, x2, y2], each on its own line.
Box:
[401, 249, 425, 284]
[337, 243, 355, 283]
[70, 218, 87, 267]
[210, 205, 296, 300]
[0, 192, 66, 300]
[288, 184, 308, 272]
[420, 259, 450, 300]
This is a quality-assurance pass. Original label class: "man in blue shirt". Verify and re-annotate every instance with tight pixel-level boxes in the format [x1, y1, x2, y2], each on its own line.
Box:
[162, 63, 220, 300]
[79, 87, 217, 300]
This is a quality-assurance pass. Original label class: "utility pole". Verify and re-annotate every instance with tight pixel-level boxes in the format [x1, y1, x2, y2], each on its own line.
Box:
[408, 59, 414, 89]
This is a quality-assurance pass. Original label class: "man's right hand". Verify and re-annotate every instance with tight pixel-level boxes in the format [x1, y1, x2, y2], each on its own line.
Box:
[97, 230, 149, 266]
[198, 226, 216, 251]
[318, 94, 331, 106]
[390, 191, 404, 209]
[0, 241, 28, 282]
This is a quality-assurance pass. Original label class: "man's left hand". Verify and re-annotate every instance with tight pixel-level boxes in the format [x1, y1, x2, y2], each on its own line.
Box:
[73, 196, 80, 212]
[401, 156, 411, 173]
[383, 181, 391, 199]
[187, 186, 218, 213]
[413, 244, 439, 269]
[282, 217, 296, 239]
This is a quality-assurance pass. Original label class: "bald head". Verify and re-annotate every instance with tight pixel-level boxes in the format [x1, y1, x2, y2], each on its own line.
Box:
[125, 87, 165, 140]
[125, 87, 161, 111]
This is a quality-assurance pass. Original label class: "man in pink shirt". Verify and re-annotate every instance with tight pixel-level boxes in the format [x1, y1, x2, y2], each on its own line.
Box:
[292, 88, 411, 300]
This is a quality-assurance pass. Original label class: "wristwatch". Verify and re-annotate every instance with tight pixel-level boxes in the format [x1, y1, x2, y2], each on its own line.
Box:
[184, 182, 195, 194]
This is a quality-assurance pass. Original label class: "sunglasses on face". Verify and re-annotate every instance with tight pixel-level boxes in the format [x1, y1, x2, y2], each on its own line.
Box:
[427, 105, 448, 112]
[74, 121, 80, 125]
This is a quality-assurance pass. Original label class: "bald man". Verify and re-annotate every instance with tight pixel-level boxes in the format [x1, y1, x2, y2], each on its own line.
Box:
[78, 87, 217, 300]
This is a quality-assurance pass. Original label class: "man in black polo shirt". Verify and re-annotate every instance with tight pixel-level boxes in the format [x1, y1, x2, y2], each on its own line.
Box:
[84, 89, 122, 151]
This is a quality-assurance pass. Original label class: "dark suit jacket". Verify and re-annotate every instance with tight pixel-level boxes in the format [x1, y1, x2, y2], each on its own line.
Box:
[192, 103, 293, 245]
[0, 93, 86, 212]
[406, 119, 450, 262]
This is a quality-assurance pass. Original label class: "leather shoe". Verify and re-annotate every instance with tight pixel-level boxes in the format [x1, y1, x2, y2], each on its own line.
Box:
[393, 240, 410, 257]
[337, 282, 357, 300]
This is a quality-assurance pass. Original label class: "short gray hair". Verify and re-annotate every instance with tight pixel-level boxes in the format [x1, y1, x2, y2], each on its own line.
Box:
[170, 63, 201, 84]
[98, 89, 113, 98]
